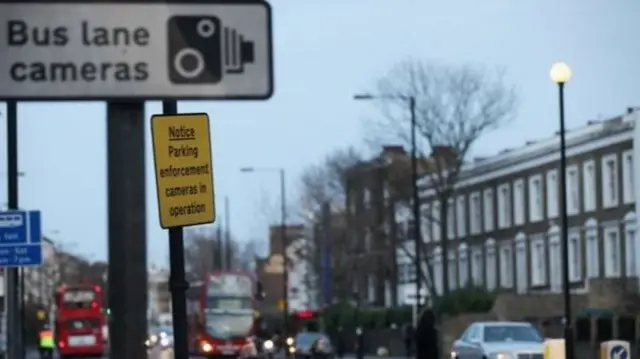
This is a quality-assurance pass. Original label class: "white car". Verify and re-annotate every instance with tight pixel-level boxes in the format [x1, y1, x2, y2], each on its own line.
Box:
[451, 322, 544, 359]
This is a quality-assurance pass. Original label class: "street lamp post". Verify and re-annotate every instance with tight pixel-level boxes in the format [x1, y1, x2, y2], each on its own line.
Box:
[353, 93, 423, 312]
[240, 167, 288, 332]
[550, 62, 573, 359]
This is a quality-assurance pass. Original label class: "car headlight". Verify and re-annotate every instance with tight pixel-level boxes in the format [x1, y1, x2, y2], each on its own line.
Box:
[286, 337, 294, 346]
[201, 342, 213, 352]
[288, 347, 296, 353]
[150, 335, 158, 343]
[145, 339, 150, 347]
[263, 340, 274, 350]
[159, 337, 170, 347]
[489, 353, 513, 359]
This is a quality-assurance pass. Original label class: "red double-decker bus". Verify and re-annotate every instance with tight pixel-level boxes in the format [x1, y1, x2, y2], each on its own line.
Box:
[55, 284, 106, 358]
[188, 271, 258, 358]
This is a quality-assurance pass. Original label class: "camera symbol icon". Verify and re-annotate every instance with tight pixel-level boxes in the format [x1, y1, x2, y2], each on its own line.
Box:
[167, 16, 255, 84]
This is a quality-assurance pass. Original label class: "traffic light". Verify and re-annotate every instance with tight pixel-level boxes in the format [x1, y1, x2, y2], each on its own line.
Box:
[37, 310, 46, 321]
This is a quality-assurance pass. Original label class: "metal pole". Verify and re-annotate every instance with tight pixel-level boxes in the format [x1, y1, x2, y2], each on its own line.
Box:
[558, 83, 574, 359]
[107, 100, 147, 359]
[280, 169, 288, 333]
[409, 96, 423, 312]
[224, 196, 231, 269]
[162, 100, 190, 359]
[5, 100, 21, 359]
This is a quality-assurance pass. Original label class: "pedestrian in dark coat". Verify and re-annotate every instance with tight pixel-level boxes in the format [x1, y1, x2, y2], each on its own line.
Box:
[335, 327, 346, 358]
[416, 309, 439, 359]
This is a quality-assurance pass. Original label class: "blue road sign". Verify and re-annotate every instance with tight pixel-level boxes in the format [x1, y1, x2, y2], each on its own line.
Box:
[0, 210, 42, 267]
[611, 345, 629, 359]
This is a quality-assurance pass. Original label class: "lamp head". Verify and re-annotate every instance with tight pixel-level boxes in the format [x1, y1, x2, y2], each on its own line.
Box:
[550, 62, 572, 84]
[353, 93, 374, 100]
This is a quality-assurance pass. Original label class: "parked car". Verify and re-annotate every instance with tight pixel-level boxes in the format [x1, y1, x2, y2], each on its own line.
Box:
[451, 322, 544, 359]
[294, 332, 334, 359]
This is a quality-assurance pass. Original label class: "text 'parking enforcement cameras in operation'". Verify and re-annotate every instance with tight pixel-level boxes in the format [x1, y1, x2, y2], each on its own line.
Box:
[167, 15, 255, 84]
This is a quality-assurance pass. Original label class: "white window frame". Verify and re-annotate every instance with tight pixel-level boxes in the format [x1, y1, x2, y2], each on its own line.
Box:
[483, 189, 494, 232]
[447, 251, 457, 290]
[470, 192, 482, 235]
[363, 189, 371, 207]
[364, 227, 372, 251]
[471, 247, 483, 285]
[431, 200, 441, 242]
[498, 183, 511, 229]
[585, 219, 599, 278]
[546, 170, 559, 219]
[583, 160, 597, 212]
[458, 244, 468, 286]
[515, 234, 527, 294]
[499, 243, 513, 288]
[530, 235, 546, 286]
[623, 150, 634, 204]
[528, 175, 544, 223]
[604, 225, 621, 278]
[601, 154, 619, 209]
[624, 212, 637, 277]
[447, 198, 455, 240]
[456, 196, 466, 237]
[367, 274, 375, 302]
[568, 230, 582, 282]
[566, 165, 580, 216]
[513, 179, 525, 226]
[548, 226, 561, 292]
[485, 239, 496, 290]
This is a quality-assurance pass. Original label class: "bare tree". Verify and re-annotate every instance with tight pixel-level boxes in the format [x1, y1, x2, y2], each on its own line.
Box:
[296, 147, 363, 304]
[369, 59, 517, 298]
[184, 226, 245, 280]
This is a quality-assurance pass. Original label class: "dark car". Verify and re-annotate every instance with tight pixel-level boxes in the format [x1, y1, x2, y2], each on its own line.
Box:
[294, 332, 333, 359]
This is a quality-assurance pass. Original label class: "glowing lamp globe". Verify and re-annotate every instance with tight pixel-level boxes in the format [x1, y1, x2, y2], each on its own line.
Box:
[550, 62, 572, 84]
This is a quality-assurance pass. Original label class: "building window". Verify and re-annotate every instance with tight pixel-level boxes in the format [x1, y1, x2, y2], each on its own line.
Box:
[602, 154, 619, 209]
[458, 244, 468, 286]
[585, 219, 599, 278]
[367, 275, 375, 302]
[528, 175, 544, 222]
[499, 244, 513, 288]
[364, 228, 372, 251]
[498, 184, 511, 229]
[483, 189, 494, 231]
[364, 189, 371, 207]
[407, 219, 416, 240]
[604, 226, 621, 278]
[583, 160, 597, 212]
[448, 252, 457, 290]
[566, 165, 580, 216]
[513, 179, 525, 226]
[431, 201, 441, 242]
[530, 236, 546, 286]
[515, 234, 527, 294]
[447, 199, 455, 239]
[456, 196, 466, 237]
[432, 247, 443, 295]
[548, 227, 561, 292]
[624, 213, 637, 277]
[471, 247, 483, 285]
[623, 150, 634, 204]
[421, 203, 431, 243]
[470, 192, 482, 234]
[485, 239, 496, 290]
[546, 170, 558, 218]
[568, 231, 581, 282]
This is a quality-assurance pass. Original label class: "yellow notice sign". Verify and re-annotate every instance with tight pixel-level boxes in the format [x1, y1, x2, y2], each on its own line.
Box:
[151, 113, 215, 229]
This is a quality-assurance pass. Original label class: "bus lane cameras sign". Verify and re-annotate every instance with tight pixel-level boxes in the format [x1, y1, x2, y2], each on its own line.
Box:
[0, 1, 273, 100]
[151, 112, 215, 229]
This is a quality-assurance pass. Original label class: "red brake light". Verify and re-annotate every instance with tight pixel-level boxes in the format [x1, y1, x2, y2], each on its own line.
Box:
[94, 286, 101, 293]
[91, 302, 97, 308]
[297, 311, 313, 319]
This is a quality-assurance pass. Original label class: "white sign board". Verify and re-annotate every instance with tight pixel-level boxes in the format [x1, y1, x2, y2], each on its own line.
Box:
[0, 2, 273, 100]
